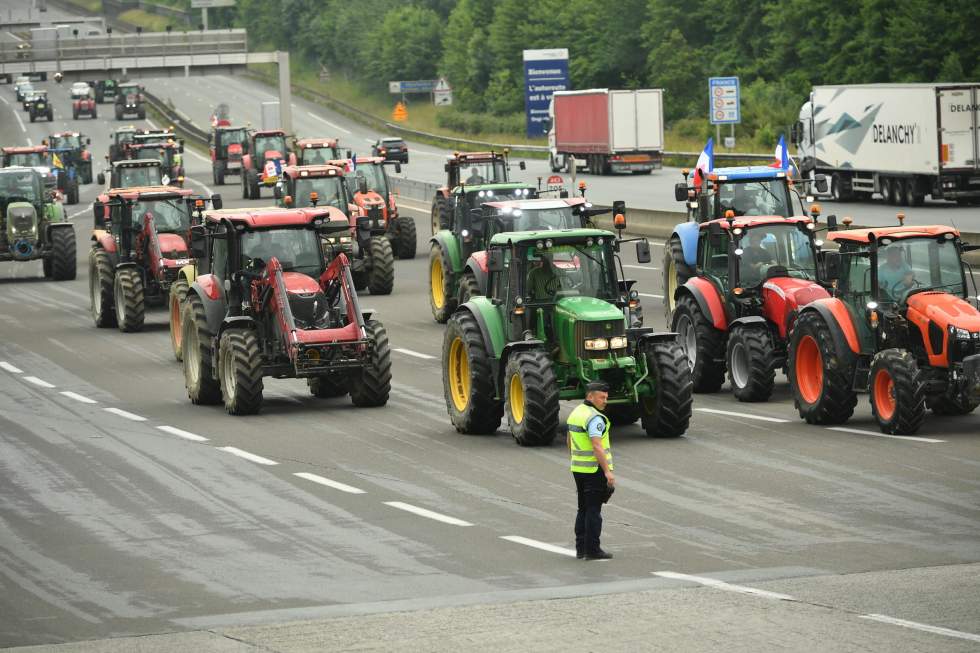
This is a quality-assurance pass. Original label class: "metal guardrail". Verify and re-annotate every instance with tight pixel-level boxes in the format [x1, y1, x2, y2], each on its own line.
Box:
[1, 29, 248, 63]
[143, 88, 210, 143]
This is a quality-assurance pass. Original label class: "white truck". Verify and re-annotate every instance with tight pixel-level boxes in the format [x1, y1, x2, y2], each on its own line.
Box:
[793, 83, 980, 206]
[547, 88, 664, 175]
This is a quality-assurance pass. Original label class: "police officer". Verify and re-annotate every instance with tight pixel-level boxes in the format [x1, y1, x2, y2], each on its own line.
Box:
[568, 380, 614, 560]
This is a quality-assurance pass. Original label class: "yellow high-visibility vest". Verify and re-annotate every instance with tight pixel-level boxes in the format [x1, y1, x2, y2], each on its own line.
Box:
[568, 403, 612, 473]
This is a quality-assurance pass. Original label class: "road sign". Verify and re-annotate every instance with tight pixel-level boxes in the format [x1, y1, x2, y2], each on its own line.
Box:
[388, 80, 438, 94]
[392, 102, 408, 122]
[523, 48, 569, 138]
[547, 175, 564, 186]
[433, 77, 452, 106]
[191, 0, 235, 7]
[709, 76, 740, 124]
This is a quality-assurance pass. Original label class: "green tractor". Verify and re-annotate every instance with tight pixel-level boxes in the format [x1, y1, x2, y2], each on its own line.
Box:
[0, 168, 76, 280]
[442, 225, 693, 445]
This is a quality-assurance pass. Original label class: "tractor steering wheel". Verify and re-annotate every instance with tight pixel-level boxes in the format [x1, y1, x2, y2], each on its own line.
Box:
[890, 277, 922, 301]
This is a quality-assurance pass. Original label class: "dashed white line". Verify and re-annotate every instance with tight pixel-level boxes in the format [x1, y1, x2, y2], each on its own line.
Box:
[384, 501, 472, 526]
[394, 348, 436, 360]
[23, 376, 55, 388]
[638, 292, 664, 299]
[294, 472, 366, 494]
[11, 107, 26, 133]
[653, 571, 795, 601]
[859, 614, 980, 643]
[826, 426, 945, 444]
[217, 446, 279, 466]
[185, 174, 214, 197]
[67, 207, 91, 220]
[306, 111, 351, 134]
[60, 391, 97, 404]
[623, 264, 659, 271]
[500, 535, 577, 557]
[103, 407, 147, 422]
[0, 361, 23, 374]
[157, 425, 209, 442]
[695, 408, 790, 424]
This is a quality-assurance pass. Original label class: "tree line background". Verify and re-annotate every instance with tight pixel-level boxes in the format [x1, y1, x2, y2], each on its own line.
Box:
[231, 0, 980, 142]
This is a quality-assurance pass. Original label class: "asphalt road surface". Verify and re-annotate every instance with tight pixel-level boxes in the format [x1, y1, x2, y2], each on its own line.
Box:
[1, 3, 980, 650]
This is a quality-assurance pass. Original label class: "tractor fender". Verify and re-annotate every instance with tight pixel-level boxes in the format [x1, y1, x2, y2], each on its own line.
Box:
[46, 221, 73, 238]
[47, 201, 66, 224]
[177, 263, 197, 286]
[430, 230, 463, 275]
[672, 221, 700, 267]
[189, 274, 226, 335]
[799, 298, 861, 357]
[91, 229, 116, 253]
[115, 261, 140, 274]
[459, 296, 506, 359]
[637, 331, 681, 348]
[218, 315, 256, 338]
[730, 315, 768, 329]
[241, 153, 253, 171]
[676, 277, 728, 331]
[463, 252, 488, 295]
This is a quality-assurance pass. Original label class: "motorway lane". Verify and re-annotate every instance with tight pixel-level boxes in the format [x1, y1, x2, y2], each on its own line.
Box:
[3, 54, 980, 651]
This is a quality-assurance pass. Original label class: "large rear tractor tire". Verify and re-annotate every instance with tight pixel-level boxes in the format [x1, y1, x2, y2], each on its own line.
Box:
[367, 236, 394, 295]
[50, 226, 76, 280]
[309, 375, 349, 398]
[169, 278, 189, 361]
[247, 170, 260, 199]
[392, 216, 417, 259]
[182, 293, 222, 405]
[89, 248, 116, 327]
[218, 327, 264, 415]
[349, 319, 392, 407]
[504, 350, 560, 446]
[788, 311, 857, 425]
[671, 294, 726, 393]
[431, 196, 450, 235]
[726, 324, 776, 402]
[869, 348, 925, 435]
[113, 267, 145, 333]
[457, 271, 480, 306]
[662, 234, 694, 318]
[429, 243, 457, 323]
[603, 404, 639, 426]
[926, 389, 980, 416]
[442, 311, 503, 434]
[640, 340, 694, 437]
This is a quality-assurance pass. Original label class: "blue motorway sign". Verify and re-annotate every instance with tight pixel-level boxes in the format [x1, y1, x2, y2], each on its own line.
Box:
[709, 76, 740, 125]
[523, 48, 569, 138]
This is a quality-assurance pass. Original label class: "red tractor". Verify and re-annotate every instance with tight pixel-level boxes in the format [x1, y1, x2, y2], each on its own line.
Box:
[788, 218, 980, 434]
[178, 206, 392, 415]
[431, 150, 524, 234]
[341, 156, 415, 259]
[72, 90, 97, 120]
[89, 186, 221, 332]
[209, 124, 249, 185]
[295, 137, 344, 165]
[241, 129, 296, 200]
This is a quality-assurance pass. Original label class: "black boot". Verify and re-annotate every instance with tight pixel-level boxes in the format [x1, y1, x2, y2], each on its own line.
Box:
[583, 549, 612, 560]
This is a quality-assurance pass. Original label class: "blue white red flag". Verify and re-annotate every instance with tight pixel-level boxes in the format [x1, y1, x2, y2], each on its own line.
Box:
[693, 138, 713, 187]
[771, 135, 789, 169]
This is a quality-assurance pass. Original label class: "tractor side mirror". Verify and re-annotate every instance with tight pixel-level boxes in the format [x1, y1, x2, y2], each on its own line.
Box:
[189, 225, 207, 258]
[791, 122, 800, 145]
[674, 182, 688, 202]
[708, 221, 723, 238]
[488, 249, 504, 273]
[97, 172, 105, 186]
[86, 137, 91, 145]
[826, 214, 839, 231]
[358, 177, 368, 194]
[210, 194, 222, 210]
[519, 161, 526, 171]
[814, 174, 828, 193]
[635, 240, 651, 264]
[346, 149, 352, 159]
[394, 163, 402, 174]
[822, 251, 842, 281]
[444, 163, 450, 172]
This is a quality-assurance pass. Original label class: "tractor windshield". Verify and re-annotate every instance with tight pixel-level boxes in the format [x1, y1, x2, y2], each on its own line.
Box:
[5, 152, 46, 167]
[119, 85, 140, 96]
[293, 177, 346, 209]
[134, 198, 190, 233]
[495, 206, 577, 232]
[459, 161, 507, 186]
[254, 135, 286, 157]
[0, 170, 40, 203]
[50, 135, 82, 150]
[115, 132, 135, 147]
[299, 146, 339, 165]
[523, 242, 617, 303]
[219, 129, 248, 151]
[132, 147, 174, 167]
[241, 228, 323, 278]
[736, 223, 817, 286]
[348, 164, 388, 198]
[117, 165, 163, 187]
[877, 237, 966, 303]
[717, 180, 792, 218]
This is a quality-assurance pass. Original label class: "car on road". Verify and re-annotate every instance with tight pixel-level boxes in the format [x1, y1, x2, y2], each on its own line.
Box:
[14, 79, 32, 102]
[371, 137, 408, 164]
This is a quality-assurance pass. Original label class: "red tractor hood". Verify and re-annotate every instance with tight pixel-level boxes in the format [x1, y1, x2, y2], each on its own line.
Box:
[282, 271, 321, 295]
[158, 233, 188, 256]
[907, 292, 980, 332]
[354, 191, 386, 208]
[761, 277, 830, 338]
[262, 150, 284, 161]
[227, 143, 243, 158]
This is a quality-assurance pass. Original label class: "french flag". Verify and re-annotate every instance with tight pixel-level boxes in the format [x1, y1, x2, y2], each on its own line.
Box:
[771, 135, 789, 169]
[693, 138, 714, 188]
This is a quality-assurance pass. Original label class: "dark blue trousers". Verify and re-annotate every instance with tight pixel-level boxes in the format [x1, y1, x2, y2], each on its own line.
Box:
[574, 469, 606, 555]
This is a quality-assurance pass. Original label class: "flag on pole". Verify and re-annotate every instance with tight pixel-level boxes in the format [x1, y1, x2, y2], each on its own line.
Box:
[692, 138, 714, 188]
[771, 135, 789, 169]
[51, 153, 64, 169]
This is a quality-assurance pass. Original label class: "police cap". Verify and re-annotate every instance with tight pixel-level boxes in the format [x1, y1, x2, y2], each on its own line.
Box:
[585, 381, 609, 393]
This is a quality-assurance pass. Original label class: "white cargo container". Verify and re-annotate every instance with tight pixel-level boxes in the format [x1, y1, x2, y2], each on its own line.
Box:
[794, 84, 980, 205]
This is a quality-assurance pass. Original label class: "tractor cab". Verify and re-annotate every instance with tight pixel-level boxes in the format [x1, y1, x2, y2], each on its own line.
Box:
[446, 151, 514, 189]
[1, 146, 49, 169]
[109, 127, 139, 162]
[276, 165, 350, 210]
[251, 130, 290, 166]
[675, 165, 825, 223]
[296, 138, 342, 165]
[98, 159, 164, 190]
[125, 142, 184, 186]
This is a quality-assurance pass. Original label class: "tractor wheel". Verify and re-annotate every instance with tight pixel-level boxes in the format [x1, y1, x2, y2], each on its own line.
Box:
[218, 327, 264, 415]
[726, 324, 776, 402]
[431, 196, 450, 235]
[640, 340, 694, 437]
[603, 404, 639, 426]
[92, 107, 97, 119]
[43, 256, 53, 278]
[113, 267, 145, 333]
[182, 293, 222, 405]
[442, 311, 503, 434]
[241, 172, 249, 199]
[366, 236, 394, 295]
[81, 164, 92, 185]
[869, 348, 925, 435]
[429, 243, 457, 323]
[927, 389, 980, 416]
[67, 181, 79, 205]
[457, 271, 480, 305]
[393, 216, 417, 259]
[504, 350, 559, 446]
[349, 319, 392, 407]
[30, 112, 36, 123]
[50, 227, 76, 281]
[662, 234, 694, 318]
[248, 170, 260, 199]
[671, 294, 726, 393]
[351, 268, 368, 291]
[89, 249, 115, 327]
[169, 278, 189, 361]
[216, 165, 225, 186]
[309, 375, 349, 398]
[788, 310, 857, 425]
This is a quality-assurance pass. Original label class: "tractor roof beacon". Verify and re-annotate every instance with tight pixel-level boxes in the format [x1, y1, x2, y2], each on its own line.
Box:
[431, 150, 527, 235]
[442, 218, 693, 446]
[178, 207, 392, 415]
[788, 216, 980, 435]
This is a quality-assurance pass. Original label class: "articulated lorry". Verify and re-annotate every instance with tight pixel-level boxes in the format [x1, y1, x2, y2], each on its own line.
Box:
[793, 84, 980, 206]
[548, 89, 664, 175]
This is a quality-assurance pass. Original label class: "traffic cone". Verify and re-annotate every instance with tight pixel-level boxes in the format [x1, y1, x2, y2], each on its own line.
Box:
[392, 102, 408, 123]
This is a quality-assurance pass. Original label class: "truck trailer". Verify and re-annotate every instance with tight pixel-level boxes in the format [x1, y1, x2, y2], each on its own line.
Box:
[548, 88, 664, 175]
[793, 83, 980, 206]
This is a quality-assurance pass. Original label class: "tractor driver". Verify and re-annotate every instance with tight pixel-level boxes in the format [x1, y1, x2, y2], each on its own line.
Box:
[465, 166, 484, 185]
[527, 251, 561, 301]
[878, 246, 914, 299]
[739, 232, 776, 286]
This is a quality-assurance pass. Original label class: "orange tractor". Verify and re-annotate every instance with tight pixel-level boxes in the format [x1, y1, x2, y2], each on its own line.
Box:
[341, 155, 415, 259]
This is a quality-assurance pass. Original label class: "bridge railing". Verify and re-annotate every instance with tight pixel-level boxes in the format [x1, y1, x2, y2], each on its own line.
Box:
[0, 29, 247, 63]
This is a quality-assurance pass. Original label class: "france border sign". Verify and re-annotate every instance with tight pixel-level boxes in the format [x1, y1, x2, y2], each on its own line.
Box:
[524, 48, 569, 138]
[709, 76, 740, 124]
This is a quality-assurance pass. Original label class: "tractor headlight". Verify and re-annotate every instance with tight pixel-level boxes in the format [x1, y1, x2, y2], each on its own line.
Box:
[584, 338, 609, 351]
[609, 336, 628, 349]
[949, 325, 972, 340]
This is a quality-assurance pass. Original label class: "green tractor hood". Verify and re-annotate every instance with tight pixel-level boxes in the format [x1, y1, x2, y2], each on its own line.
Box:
[554, 295, 624, 322]
[552, 296, 626, 361]
[5, 201, 39, 241]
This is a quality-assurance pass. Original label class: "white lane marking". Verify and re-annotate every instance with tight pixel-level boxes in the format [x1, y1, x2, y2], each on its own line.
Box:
[185, 174, 214, 197]
[103, 407, 147, 422]
[859, 614, 980, 643]
[306, 111, 351, 134]
[500, 535, 577, 557]
[638, 292, 664, 299]
[0, 96, 8, 105]
[60, 391, 97, 404]
[695, 408, 790, 424]
[183, 147, 211, 164]
[363, 138, 375, 144]
[653, 571, 795, 601]
[146, 118, 159, 129]
[67, 207, 90, 220]
[217, 446, 278, 466]
[294, 472, 366, 494]
[384, 501, 473, 526]
[26, 136, 32, 146]
[394, 348, 436, 360]
[826, 426, 945, 444]
[0, 361, 24, 374]
[157, 425, 209, 442]
[623, 264, 660, 271]
[24, 376, 55, 388]
[11, 105, 26, 133]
